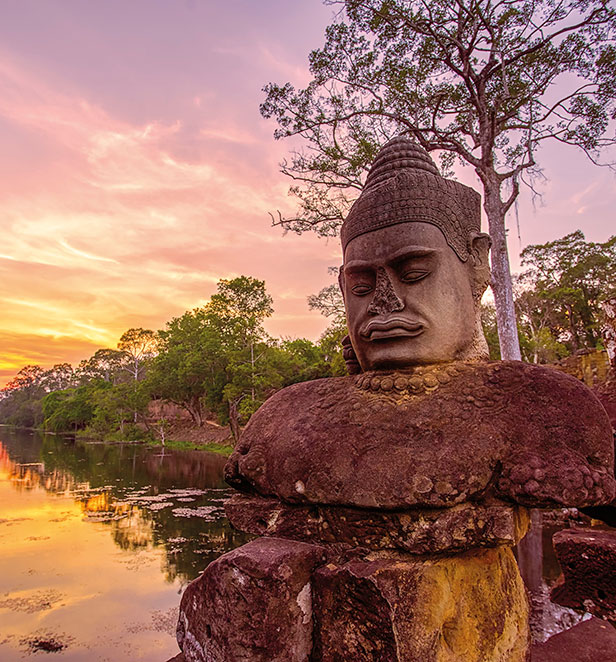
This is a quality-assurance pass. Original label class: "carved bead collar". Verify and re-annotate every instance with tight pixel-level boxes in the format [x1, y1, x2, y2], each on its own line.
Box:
[354, 362, 469, 396]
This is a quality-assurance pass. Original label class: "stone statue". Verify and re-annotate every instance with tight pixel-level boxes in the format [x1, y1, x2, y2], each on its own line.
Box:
[176, 138, 616, 662]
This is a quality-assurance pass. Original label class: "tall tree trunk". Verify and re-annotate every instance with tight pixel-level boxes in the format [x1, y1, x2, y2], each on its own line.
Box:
[483, 185, 522, 361]
[186, 397, 203, 427]
[250, 342, 255, 402]
[229, 399, 241, 443]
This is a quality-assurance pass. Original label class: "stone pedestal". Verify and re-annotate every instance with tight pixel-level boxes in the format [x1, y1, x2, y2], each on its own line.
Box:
[178, 527, 531, 661]
[312, 547, 529, 662]
[530, 617, 616, 662]
[226, 495, 530, 554]
[551, 527, 616, 624]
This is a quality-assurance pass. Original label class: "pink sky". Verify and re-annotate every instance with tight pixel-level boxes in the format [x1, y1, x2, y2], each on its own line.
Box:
[1, 0, 615, 387]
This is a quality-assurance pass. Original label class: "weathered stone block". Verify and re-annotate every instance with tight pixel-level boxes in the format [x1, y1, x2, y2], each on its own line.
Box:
[311, 546, 529, 662]
[551, 527, 616, 623]
[226, 494, 529, 553]
[530, 617, 616, 661]
[177, 538, 326, 662]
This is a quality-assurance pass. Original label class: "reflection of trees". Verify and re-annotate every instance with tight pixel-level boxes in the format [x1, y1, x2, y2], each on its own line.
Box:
[0, 429, 248, 583]
[151, 504, 251, 584]
[112, 507, 154, 551]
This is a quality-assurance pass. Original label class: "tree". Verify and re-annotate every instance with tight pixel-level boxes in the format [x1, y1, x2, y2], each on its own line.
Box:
[317, 323, 349, 375]
[89, 381, 150, 438]
[205, 277, 274, 432]
[76, 349, 127, 385]
[0, 365, 46, 427]
[117, 327, 158, 423]
[148, 308, 228, 427]
[117, 328, 158, 381]
[2, 364, 45, 392]
[514, 278, 568, 363]
[42, 385, 98, 432]
[308, 283, 346, 325]
[40, 363, 76, 392]
[480, 303, 501, 360]
[206, 277, 274, 348]
[261, 0, 616, 360]
[519, 230, 616, 352]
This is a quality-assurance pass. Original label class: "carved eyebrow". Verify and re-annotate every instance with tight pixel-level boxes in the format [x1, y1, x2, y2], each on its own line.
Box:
[388, 246, 438, 263]
[344, 246, 437, 271]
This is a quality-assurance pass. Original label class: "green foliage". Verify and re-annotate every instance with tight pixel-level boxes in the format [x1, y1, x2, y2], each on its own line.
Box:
[203, 277, 275, 437]
[482, 230, 616, 361]
[148, 307, 228, 426]
[308, 281, 346, 326]
[42, 385, 98, 432]
[2, 275, 347, 437]
[480, 304, 501, 361]
[88, 381, 151, 437]
[0, 365, 46, 427]
[145, 438, 234, 455]
[519, 231, 616, 353]
[76, 349, 127, 385]
[117, 328, 158, 381]
[206, 276, 273, 346]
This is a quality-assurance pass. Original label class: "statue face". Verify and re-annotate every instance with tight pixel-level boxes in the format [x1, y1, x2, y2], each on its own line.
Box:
[341, 222, 477, 371]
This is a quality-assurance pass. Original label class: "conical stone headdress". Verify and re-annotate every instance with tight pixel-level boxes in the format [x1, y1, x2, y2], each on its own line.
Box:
[340, 137, 481, 262]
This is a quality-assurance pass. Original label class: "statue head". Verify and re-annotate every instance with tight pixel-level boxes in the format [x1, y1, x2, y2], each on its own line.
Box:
[339, 137, 491, 372]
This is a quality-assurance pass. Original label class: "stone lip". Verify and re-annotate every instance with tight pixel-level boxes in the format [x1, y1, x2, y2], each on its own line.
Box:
[551, 527, 616, 623]
[226, 494, 529, 554]
[226, 361, 615, 510]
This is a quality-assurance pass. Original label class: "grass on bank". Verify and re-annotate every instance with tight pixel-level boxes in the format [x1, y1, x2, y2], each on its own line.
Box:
[144, 438, 234, 455]
[72, 427, 235, 456]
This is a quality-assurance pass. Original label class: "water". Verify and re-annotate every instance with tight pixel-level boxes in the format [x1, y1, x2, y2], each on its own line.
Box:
[0, 427, 249, 661]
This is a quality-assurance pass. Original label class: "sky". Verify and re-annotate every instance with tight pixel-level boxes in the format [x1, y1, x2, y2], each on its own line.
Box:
[0, 0, 615, 388]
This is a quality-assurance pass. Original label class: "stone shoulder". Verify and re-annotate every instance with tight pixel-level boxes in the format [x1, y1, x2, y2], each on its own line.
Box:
[225, 361, 615, 510]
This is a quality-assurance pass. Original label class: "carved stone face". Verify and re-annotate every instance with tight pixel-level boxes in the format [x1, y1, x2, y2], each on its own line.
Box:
[341, 222, 480, 371]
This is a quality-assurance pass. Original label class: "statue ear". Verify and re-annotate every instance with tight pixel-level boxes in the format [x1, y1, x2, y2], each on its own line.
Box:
[470, 232, 491, 267]
[341, 334, 362, 374]
[469, 233, 492, 300]
[338, 265, 346, 302]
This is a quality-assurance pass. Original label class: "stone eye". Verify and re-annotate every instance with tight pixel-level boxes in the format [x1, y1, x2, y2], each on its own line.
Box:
[351, 283, 373, 295]
[400, 270, 429, 283]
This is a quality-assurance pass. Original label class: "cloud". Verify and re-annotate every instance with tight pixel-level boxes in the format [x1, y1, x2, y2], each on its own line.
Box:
[0, 53, 334, 386]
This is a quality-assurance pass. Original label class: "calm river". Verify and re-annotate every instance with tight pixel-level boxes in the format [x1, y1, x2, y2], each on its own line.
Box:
[0, 427, 248, 661]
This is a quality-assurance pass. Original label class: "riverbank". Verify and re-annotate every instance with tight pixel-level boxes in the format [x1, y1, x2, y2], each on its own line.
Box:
[145, 439, 233, 456]
[0, 421, 236, 456]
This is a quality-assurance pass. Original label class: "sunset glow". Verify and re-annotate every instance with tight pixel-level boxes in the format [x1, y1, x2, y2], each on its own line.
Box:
[1, 0, 615, 387]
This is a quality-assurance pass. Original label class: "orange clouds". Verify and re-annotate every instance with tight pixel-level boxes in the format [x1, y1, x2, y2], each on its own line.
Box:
[0, 51, 338, 387]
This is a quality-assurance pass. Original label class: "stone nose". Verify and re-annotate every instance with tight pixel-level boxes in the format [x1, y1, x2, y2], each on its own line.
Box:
[367, 267, 404, 315]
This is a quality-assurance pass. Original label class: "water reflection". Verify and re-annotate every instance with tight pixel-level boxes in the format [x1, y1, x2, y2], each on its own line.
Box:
[0, 428, 249, 585]
[0, 427, 249, 661]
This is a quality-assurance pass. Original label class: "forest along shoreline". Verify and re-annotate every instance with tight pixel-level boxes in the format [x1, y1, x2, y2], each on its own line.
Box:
[0, 413, 235, 456]
[0, 276, 348, 449]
